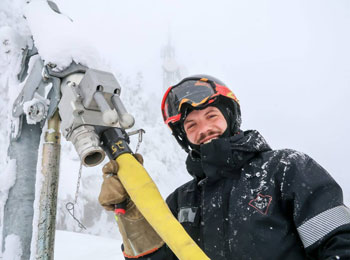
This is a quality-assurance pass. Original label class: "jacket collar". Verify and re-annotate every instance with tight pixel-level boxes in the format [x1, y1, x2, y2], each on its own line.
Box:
[186, 130, 271, 182]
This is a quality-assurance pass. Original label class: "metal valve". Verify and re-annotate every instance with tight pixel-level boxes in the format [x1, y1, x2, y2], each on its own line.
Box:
[58, 68, 135, 167]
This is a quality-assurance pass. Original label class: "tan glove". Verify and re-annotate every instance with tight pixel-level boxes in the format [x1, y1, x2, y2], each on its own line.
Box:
[98, 154, 164, 257]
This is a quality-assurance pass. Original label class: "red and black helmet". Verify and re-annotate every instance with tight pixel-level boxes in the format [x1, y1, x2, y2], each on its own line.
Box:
[161, 75, 241, 152]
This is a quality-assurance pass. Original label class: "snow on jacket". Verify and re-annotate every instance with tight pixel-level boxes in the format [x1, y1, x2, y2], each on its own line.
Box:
[125, 130, 350, 260]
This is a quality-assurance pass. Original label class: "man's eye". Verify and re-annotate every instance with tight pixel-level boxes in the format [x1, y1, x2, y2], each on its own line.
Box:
[186, 124, 195, 130]
[208, 114, 217, 119]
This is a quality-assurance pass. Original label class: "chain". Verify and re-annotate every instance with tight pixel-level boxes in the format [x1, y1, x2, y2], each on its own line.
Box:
[74, 162, 83, 204]
[65, 162, 86, 230]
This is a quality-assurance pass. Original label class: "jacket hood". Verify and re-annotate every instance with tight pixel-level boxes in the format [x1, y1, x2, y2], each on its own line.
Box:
[186, 130, 272, 182]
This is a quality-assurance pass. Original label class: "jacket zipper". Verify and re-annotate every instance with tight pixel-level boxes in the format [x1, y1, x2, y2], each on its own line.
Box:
[198, 178, 206, 251]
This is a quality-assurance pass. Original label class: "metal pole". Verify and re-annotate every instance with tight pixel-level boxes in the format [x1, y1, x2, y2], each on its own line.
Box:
[35, 111, 61, 260]
[2, 119, 42, 260]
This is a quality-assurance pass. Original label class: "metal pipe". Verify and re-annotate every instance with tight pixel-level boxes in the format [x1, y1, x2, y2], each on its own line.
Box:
[35, 111, 61, 260]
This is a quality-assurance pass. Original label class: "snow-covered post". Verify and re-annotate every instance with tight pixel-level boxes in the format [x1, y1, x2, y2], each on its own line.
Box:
[2, 120, 42, 260]
[34, 111, 61, 259]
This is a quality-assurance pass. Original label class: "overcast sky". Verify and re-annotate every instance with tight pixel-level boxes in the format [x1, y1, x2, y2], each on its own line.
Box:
[53, 0, 350, 200]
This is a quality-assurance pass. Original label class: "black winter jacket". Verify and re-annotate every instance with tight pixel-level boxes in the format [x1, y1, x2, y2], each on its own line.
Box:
[125, 130, 350, 260]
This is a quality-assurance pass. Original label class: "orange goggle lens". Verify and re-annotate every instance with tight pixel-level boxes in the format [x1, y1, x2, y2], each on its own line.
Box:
[162, 79, 215, 124]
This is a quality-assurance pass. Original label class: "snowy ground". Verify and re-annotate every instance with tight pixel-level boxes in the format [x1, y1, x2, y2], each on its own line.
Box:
[54, 230, 123, 260]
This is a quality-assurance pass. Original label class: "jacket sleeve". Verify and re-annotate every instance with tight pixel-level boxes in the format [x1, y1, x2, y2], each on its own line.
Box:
[282, 151, 350, 259]
[123, 244, 176, 260]
[123, 190, 179, 260]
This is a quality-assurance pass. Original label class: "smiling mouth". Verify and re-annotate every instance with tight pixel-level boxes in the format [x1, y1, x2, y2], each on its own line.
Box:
[200, 135, 219, 144]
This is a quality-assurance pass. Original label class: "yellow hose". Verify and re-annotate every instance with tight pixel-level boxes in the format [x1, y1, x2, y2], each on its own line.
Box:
[116, 153, 210, 260]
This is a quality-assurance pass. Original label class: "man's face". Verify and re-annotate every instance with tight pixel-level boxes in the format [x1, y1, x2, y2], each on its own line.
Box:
[183, 106, 228, 145]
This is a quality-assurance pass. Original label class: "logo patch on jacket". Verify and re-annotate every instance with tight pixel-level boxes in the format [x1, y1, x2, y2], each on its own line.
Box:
[178, 207, 197, 223]
[249, 194, 272, 215]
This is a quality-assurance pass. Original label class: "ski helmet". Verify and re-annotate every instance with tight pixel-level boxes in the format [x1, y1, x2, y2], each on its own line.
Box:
[161, 74, 241, 152]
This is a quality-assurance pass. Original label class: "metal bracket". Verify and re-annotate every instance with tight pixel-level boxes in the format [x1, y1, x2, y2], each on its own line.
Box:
[12, 55, 45, 118]
[45, 62, 88, 119]
[17, 45, 38, 82]
[11, 43, 88, 140]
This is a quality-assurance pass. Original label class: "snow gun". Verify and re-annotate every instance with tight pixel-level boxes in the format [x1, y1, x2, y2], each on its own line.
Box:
[56, 68, 210, 260]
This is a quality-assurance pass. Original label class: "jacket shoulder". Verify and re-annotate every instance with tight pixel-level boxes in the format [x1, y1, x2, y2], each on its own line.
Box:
[259, 148, 314, 170]
[261, 148, 310, 161]
[255, 148, 320, 188]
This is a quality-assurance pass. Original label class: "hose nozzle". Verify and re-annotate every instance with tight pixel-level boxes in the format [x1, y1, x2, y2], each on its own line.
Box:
[69, 125, 105, 167]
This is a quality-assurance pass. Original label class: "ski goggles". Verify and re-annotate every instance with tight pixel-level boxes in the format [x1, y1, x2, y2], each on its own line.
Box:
[161, 77, 238, 125]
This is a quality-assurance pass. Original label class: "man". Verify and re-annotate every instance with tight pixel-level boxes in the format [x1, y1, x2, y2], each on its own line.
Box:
[99, 75, 350, 259]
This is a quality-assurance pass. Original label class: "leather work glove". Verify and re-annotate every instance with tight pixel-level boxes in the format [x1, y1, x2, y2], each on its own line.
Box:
[98, 154, 164, 258]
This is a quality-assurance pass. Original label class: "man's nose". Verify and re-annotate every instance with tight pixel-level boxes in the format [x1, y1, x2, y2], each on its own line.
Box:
[197, 121, 212, 137]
